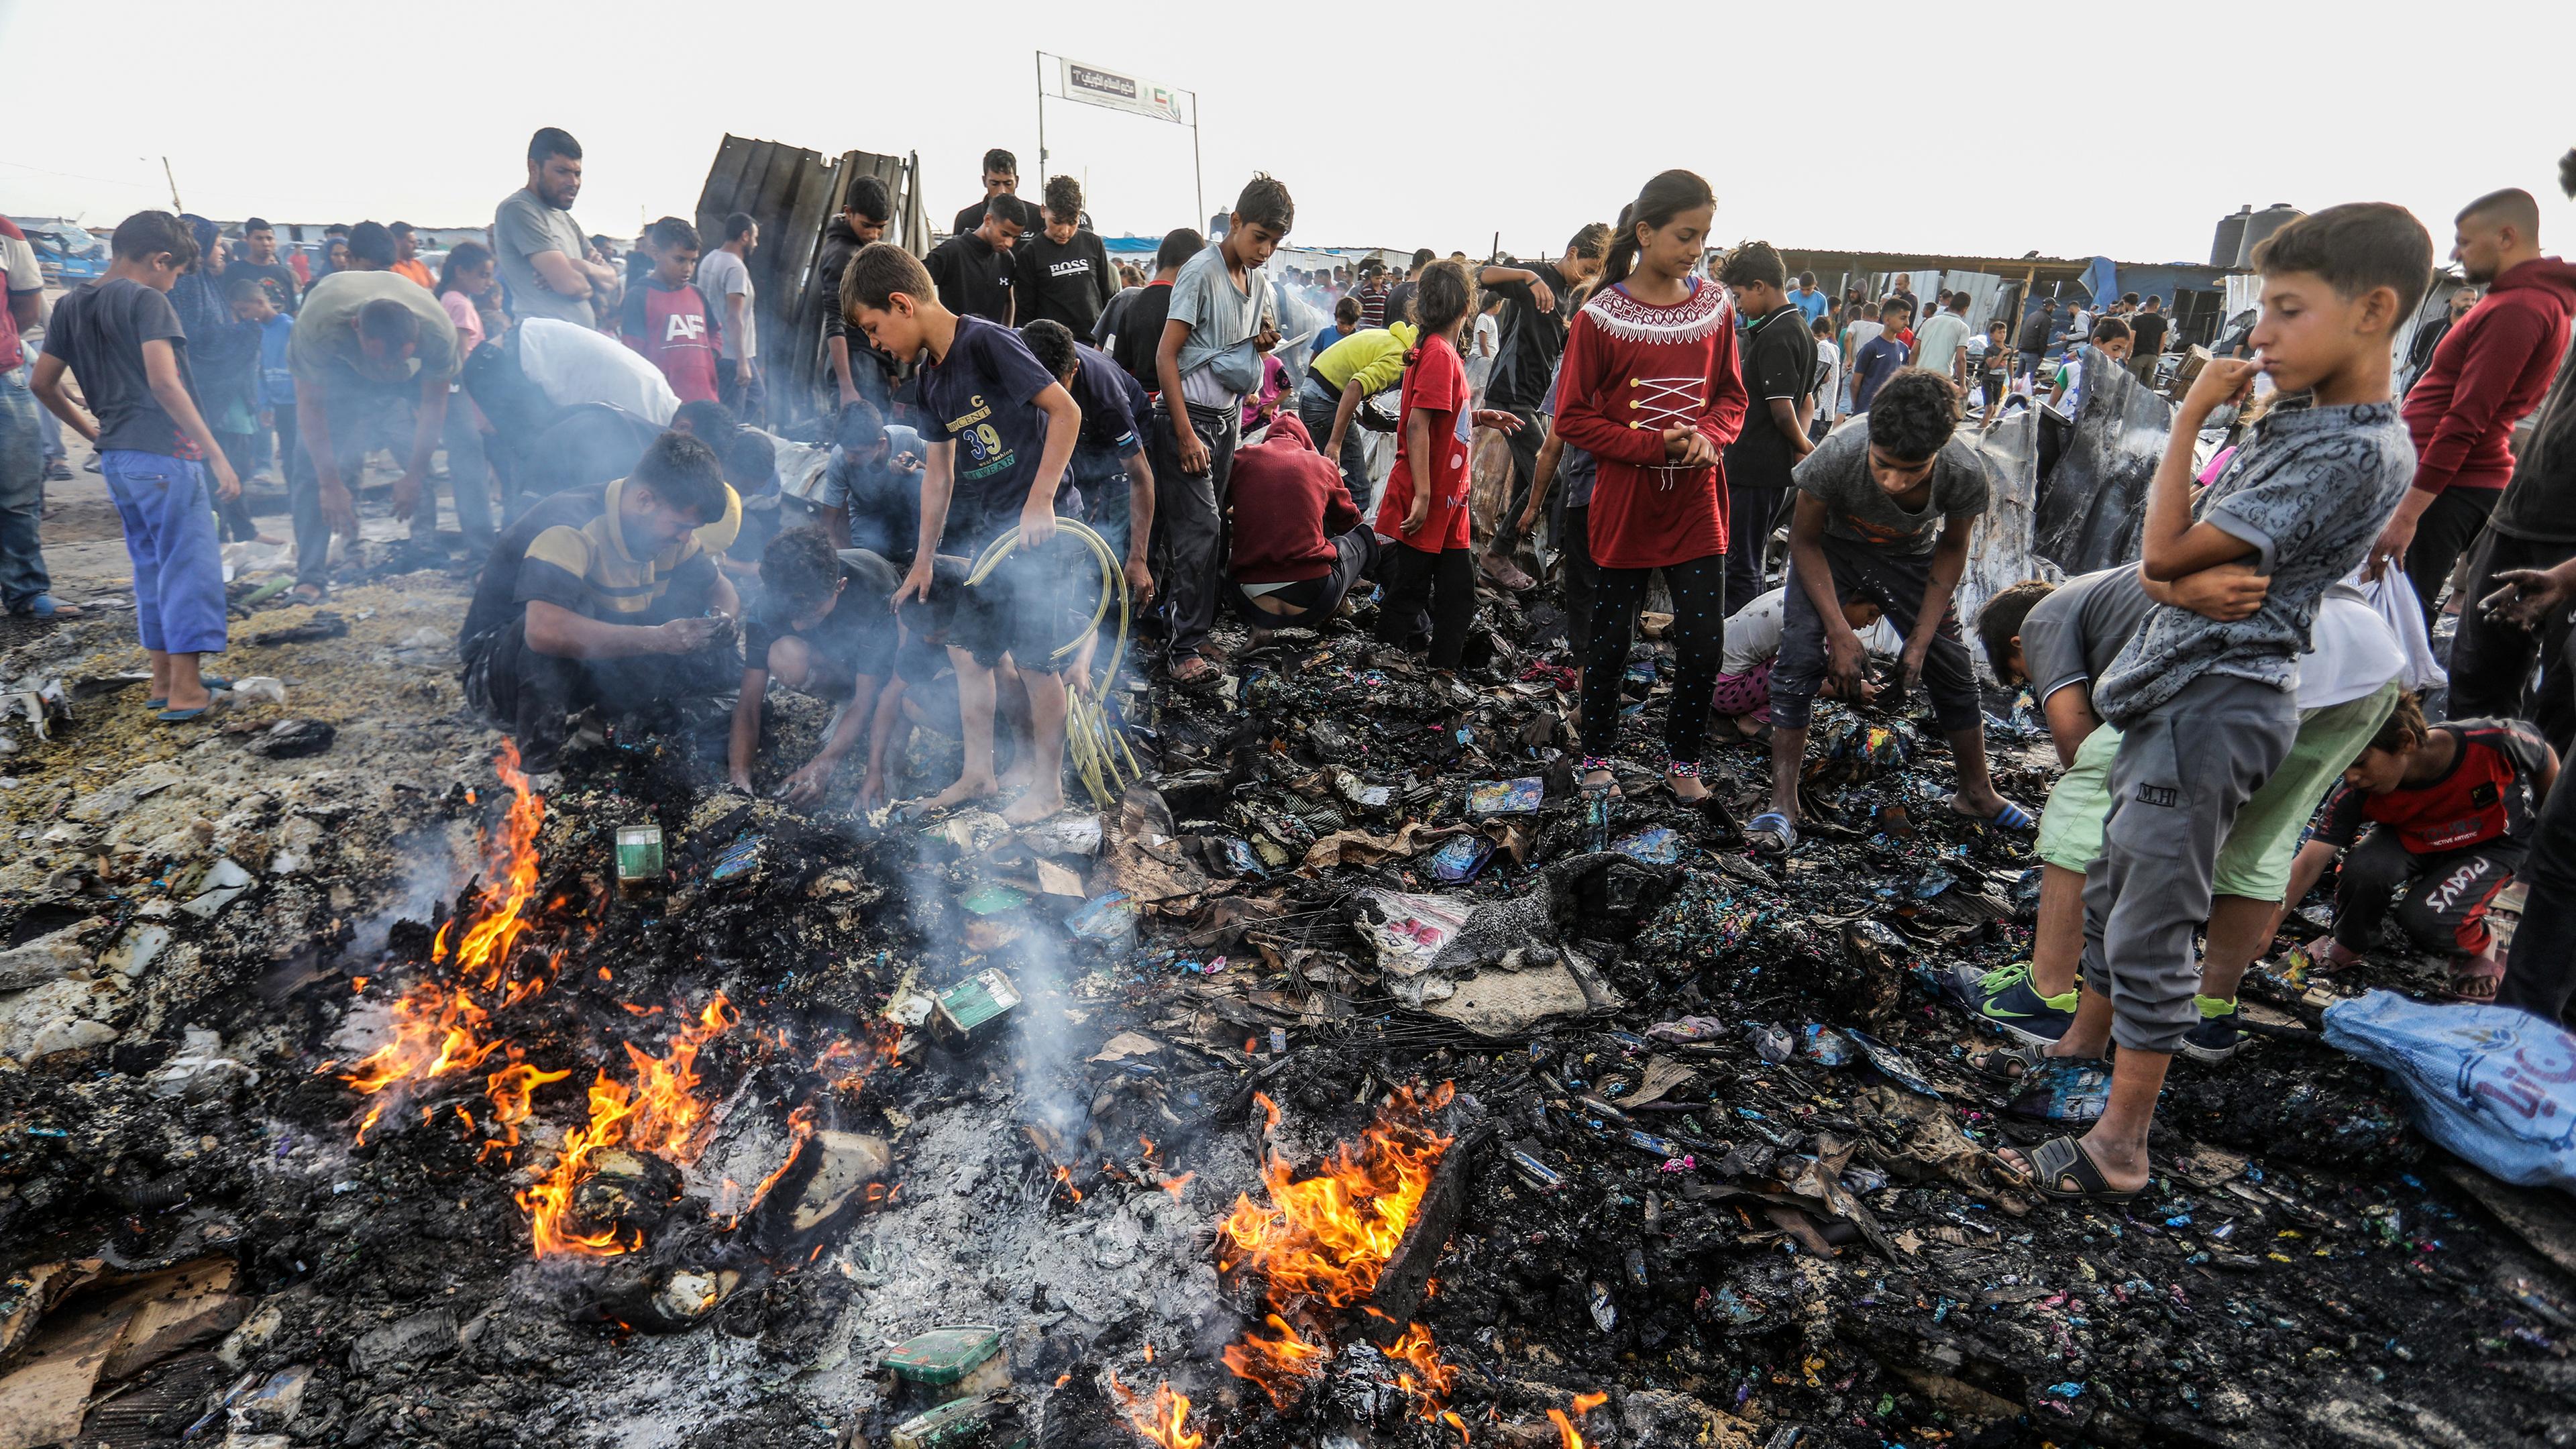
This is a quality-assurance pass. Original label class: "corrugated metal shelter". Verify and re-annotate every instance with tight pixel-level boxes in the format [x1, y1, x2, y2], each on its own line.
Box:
[694, 136, 928, 429]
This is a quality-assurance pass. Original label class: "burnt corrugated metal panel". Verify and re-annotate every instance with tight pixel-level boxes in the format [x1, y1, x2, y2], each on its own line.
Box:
[693, 136, 922, 430]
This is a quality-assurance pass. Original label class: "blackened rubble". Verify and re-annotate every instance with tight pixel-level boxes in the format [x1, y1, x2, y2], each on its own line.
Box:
[1, 557, 2572, 1449]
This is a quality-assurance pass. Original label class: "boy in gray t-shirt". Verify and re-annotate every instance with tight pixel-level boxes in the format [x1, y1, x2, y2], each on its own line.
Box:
[1756, 371, 2022, 853]
[1148, 176, 1293, 686]
[1994, 203, 2430, 1208]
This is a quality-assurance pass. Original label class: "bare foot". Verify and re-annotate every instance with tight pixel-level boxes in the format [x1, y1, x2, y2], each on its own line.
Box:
[913, 774, 1000, 813]
[1668, 771, 1711, 802]
[162, 684, 215, 712]
[256, 533, 288, 546]
[1002, 786, 1065, 824]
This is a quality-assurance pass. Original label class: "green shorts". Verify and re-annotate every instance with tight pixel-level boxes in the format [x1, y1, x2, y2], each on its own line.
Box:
[2035, 680, 2400, 900]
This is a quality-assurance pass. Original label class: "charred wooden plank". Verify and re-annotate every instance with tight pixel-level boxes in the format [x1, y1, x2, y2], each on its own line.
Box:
[1361, 1123, 1492, 1342]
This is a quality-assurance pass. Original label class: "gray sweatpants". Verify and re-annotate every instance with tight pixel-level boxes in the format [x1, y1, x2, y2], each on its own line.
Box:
[2082, 671, 2298, 1053]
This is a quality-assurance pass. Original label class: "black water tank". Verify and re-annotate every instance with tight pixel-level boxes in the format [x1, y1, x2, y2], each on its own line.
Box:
[2235, 204, 2302, 268]
[2211, 206, 2252, 268]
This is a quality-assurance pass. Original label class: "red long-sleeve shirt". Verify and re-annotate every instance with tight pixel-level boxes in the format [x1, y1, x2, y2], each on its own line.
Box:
[1552, 276, 1748, 569]
[2401, 257, 2576, 496]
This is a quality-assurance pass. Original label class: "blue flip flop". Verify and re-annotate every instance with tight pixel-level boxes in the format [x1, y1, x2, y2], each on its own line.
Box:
[1748, 810, 1799, 856]
[1980, 800, 2037, 831]
[146, 676, 232, 710]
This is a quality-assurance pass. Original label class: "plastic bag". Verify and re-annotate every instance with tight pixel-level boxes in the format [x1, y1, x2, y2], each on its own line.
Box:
[2320, 990, 2576, 1190]
[2359, 569, 2449, 692]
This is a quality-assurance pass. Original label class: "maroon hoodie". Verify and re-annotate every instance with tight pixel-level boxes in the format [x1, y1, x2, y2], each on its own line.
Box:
[1228, 414, 1361, 583]
[2402, 256, 2576, 495]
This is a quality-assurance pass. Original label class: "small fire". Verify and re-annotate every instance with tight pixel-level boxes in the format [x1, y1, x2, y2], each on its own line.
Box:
[1108, 1374, 1203, 1449]
[1215, 1083, 1455, 1408]
[815, 1019, 903, 1093]
[1218, 1083, 1453, 1307]
[1054, 1165, 1084, 1204]
[518, 993, 737, 1258]
[1547, 1393, 1607, 1449]
[727, 1102, 817, 1226]
[1387, 1322, 1460, 1422]
[335, 746, 554, 1142]
[480, 1057, 571, 1163]
[1221, 1313, 1330, 1409]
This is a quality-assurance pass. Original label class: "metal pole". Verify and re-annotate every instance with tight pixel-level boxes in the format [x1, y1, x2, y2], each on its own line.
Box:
[161, 156, 182, 212]
[1189, 90, 1204, 229]
[1035, 52, 1047, 177]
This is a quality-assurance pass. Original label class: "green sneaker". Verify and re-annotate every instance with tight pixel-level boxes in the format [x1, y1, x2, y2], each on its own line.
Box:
[2181, 995, 2246, 1063]
[1945, 961, 2079, 1046]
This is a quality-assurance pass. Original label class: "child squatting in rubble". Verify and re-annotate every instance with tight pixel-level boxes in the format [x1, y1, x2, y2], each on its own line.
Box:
[1993, 202, 2432, 1203]
[2282, 693, 2558, 1002]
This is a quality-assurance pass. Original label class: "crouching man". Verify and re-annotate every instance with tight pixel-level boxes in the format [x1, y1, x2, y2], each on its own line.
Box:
[1227, 414, 1379, 633]
[458, 431, 741, 779]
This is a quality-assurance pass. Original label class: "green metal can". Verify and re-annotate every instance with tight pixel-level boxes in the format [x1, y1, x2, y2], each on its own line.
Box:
[614, 824, 665, 894]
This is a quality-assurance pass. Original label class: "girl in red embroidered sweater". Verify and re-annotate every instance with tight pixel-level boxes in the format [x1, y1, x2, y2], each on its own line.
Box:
[1554, 169, 1748, 804]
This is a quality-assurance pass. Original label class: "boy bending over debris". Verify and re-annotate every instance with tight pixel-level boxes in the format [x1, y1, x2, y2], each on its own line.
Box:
[842, 241, 1084, 822]
[1752, 370, 2026, 853]
[1970, 565, 2403, 1064]
[1996, 203, 2429, 1203]
[729, 526, 931, 813]
[2284, 696, 2555, 1003]
[456, 431, 742, 782]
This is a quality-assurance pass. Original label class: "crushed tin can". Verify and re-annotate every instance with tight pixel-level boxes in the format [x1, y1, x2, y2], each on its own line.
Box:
[707, 833, 763, 890]
[930, 969, 1022, 1051]
[1509, 1149, 1565, 1190]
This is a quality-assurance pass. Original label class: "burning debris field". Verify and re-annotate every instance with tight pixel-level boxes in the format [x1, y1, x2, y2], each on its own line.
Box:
[3, 569, 2575, 1449]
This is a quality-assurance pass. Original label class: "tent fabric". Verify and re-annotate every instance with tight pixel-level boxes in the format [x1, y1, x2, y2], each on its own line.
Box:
[2030, 343, 2176, 576]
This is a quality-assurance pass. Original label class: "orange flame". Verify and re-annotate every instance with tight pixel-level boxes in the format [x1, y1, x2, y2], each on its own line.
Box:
[1387, 1322, 1460, 1422]
[1548, 1392, 1607, 1449]
[1220, 1313, 1330, 1409]
[1054, 1165, 1084, 1204]
[517, 994, 736, 1258]
[1215, 1083, 1454, 1408]
[1160, 1172, 1195, 1200]
[335, 746, 554, 1139]
[1218, 1083, 1453, 1308]
[1108, 1374, 1203, 1449]
[727, 1103, 817, 1226]
[479, 1057, 571, 1163]
[519, 1070, 645, 1259]
[1252, 1091, 1282, 1135]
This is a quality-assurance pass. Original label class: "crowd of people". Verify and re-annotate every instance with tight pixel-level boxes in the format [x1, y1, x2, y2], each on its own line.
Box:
[9, 125, 2576, 1203]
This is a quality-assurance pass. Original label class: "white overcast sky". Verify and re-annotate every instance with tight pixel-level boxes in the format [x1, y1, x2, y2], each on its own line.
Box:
[3, 0, 2569, 268]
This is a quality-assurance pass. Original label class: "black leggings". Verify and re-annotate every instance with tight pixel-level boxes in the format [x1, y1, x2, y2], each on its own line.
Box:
[1580, 553, 1725, 769]
[1375, 544, 1475, 669]
[2333, 830, 2523, 961]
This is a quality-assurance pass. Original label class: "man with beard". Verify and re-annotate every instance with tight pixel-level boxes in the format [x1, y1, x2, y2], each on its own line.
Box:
[496, 127, 619, 329]
[2377, 188, 2576, 621]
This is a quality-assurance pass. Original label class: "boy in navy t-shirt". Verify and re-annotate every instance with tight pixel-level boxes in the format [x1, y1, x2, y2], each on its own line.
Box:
[841, 241, 1083, 822]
